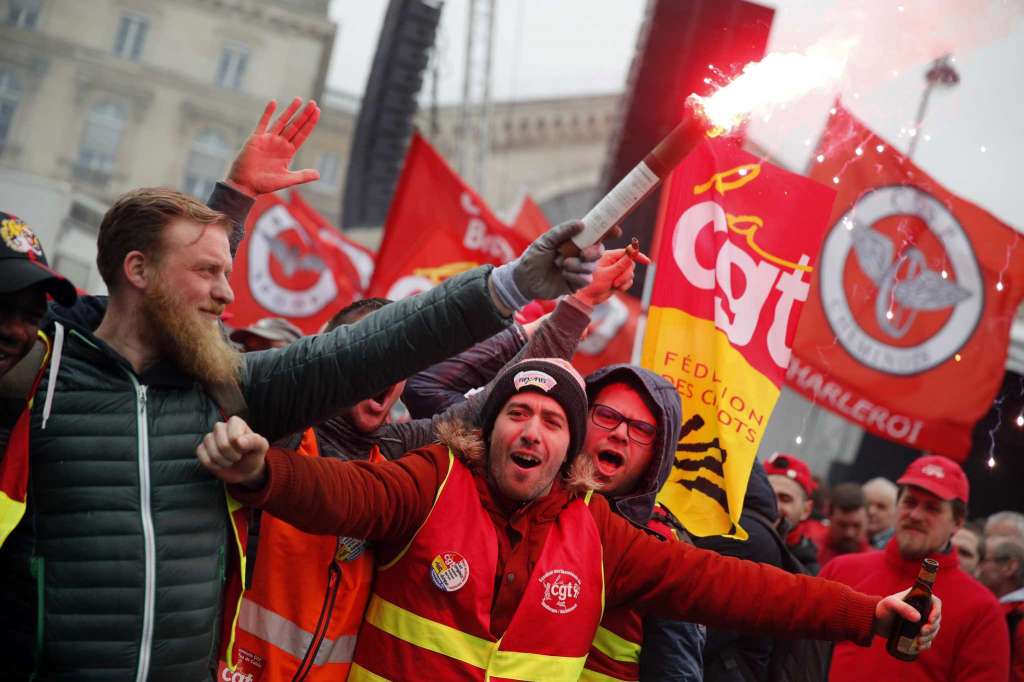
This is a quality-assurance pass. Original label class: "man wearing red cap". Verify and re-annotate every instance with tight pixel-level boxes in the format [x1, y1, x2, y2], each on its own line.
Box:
[764, 452, 825, 574]
[822, 455, 1009, 681]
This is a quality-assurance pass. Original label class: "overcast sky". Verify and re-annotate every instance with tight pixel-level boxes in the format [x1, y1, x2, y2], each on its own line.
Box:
[326, 0, 1024, 230]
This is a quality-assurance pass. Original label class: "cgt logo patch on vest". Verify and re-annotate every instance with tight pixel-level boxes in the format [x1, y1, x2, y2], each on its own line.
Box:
[335, 536, 366, 563]
[430, 551, 470, 592]
[539, 569, 582, 614]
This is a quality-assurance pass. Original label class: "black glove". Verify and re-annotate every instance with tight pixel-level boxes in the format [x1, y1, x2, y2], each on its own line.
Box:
[490, 221, 604, 310]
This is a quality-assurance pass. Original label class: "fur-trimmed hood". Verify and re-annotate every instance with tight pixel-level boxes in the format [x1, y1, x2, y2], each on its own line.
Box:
[434, 418, 600, 496]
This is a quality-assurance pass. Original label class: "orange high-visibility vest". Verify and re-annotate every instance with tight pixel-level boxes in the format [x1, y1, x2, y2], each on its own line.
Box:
[349, 450, 604, 681]
[219, 428, 379, 682]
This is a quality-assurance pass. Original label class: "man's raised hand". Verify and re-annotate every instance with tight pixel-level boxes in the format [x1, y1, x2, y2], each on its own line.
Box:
[226, 98, 321, 197]
[195, 415, 269, 488]
[572, 246, 651, 307]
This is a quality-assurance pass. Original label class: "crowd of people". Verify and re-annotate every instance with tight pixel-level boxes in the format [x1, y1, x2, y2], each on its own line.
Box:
[765, 452, 1023, 680]
[0, 96, 1013, 682]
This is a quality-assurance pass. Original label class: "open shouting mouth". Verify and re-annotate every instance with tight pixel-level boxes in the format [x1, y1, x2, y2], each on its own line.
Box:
[596, 450, 625, 477]
[511, 452, 542, 470]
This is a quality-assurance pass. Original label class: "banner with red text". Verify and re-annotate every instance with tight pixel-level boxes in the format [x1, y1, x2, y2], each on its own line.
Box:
[367, 133, 531, 299]
[641, 137, 835, 538]
[789, 105, 1024, 459]
[226, 193, 362, 334]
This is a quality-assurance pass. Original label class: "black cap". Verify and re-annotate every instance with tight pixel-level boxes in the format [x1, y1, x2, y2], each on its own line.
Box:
[0, 212, 77, 306]
[478, 358, 589, 464]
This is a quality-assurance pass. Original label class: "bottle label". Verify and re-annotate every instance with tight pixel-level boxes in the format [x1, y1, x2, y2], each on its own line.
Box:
[574, 162, 659, 248]
[896, 635, 918, 655]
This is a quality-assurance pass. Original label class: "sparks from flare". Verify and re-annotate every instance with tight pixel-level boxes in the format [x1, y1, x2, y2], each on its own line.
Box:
[692, 39, 856, 133]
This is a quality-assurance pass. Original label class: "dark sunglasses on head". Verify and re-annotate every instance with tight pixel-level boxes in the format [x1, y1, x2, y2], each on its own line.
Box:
[591, 404, 657, 445]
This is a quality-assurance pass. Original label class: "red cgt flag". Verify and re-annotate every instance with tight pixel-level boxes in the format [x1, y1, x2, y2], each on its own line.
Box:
[366, 133, 531, 300]
[227, 193, 362, 334]
[789, 105, 1024, 459]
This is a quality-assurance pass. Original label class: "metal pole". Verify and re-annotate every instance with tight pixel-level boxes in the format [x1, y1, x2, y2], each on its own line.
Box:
[477, 0, 496, 194]
[906, 54, 960, 160]
[457, 0, 477, 176]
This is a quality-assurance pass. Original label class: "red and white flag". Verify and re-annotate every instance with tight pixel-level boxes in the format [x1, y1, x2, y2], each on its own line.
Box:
[789, 105, 1024, 459]
[366, 133, 531, 300]
[226, 193, 363, 334]
[289, 189, 376, 295]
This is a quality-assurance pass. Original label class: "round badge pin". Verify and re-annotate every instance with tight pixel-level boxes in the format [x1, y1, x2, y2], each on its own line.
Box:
[430, 551, 470, 592]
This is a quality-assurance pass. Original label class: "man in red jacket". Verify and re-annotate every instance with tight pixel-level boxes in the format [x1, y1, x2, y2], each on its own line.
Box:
[821, 455, 1008, 681]
[197, 358, 941, 681]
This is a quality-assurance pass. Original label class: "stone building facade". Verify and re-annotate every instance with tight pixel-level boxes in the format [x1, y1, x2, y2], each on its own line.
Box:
[0, 0, 618, 291]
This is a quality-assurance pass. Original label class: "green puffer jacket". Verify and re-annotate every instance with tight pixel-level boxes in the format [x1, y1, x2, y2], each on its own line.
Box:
[0, 265, 509, 681]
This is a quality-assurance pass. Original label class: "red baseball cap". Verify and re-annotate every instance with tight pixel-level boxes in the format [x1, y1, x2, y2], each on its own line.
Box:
[897, 455, 969, 504]
[764, 452, 816, 497]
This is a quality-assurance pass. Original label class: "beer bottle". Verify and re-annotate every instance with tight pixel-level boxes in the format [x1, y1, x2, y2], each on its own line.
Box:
[885, 558, 939, 661]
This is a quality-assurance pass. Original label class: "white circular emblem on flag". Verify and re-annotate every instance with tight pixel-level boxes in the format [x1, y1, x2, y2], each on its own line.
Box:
[539, 569, 582, 614]
[430, 551, 470, 592]
[248, 204, 337, 317]
[818, 185, 983, 376]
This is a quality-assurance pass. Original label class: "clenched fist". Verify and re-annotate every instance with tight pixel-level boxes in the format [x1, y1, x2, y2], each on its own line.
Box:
[195, 415, 269, 487]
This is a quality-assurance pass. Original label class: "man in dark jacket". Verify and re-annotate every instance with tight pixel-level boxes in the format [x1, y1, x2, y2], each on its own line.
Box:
[0, 97, 602, 681]
[698, 463, 786, 681]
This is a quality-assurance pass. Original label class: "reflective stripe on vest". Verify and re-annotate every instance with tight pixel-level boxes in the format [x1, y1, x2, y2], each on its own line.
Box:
[352, 449, 604, 681]
[223, 431, 378, 681]
[593, 625, 641, 663]
[582, 616, 643, 681]
[237, 600, 356, 665]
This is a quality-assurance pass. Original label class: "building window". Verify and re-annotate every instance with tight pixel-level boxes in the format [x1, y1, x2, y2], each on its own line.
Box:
[0, 70, 20, 150]
[215, 43, 248, 90]
[183, 129, 231, 199]
[6, 0, 40, 29]
[114, 12, 148, 60]
[77, 101, 126, 174]
[312, 151, 340, 193]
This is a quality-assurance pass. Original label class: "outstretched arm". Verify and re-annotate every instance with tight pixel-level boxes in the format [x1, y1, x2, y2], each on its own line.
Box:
[200, 425, 444, 547]
[594, 498, 941, 649]
[401, 246, 645, 420]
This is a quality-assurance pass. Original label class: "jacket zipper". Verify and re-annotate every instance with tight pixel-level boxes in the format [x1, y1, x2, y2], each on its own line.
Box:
[291, 563, 342, 681]
[131, 379, 157, 682]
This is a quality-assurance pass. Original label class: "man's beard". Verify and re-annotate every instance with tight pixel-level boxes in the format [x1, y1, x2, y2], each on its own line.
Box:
[142, 283, 241, 384]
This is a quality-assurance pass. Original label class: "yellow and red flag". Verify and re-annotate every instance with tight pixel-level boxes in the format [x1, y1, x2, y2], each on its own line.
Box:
[642, 137, 835, 538]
